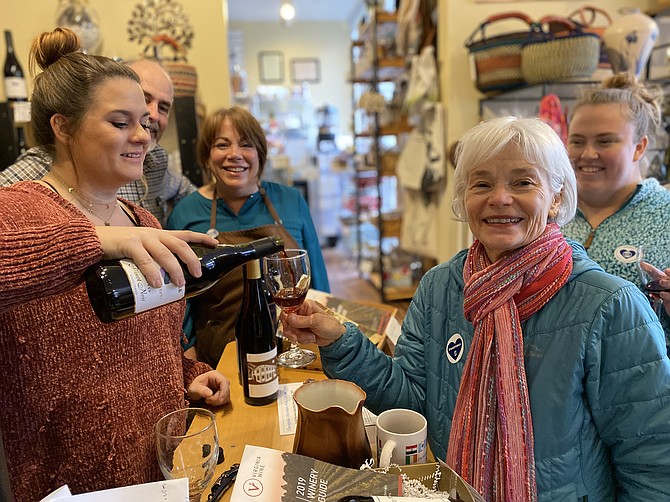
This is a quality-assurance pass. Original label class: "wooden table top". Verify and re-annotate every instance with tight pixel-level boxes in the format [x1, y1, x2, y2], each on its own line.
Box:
[202, 342, 328, 502]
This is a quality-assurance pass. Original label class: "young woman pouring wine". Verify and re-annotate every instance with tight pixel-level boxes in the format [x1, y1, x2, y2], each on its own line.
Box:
[0, 28, 230, 501]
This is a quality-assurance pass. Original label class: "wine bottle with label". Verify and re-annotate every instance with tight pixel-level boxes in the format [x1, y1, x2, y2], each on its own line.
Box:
[236, 259, 278, 406]
[3, 30, 27, 102]
[3, 30, 29, 157]
[85, 235, 284, 323]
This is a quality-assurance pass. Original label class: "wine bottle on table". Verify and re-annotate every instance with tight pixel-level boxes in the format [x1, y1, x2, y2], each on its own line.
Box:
[236, 259, 278, 406]
[3, 30, 28, 157]
[85, 235, 284, 323]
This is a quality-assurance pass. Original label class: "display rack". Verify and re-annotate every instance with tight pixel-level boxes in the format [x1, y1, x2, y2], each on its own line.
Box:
[348, 8, 418, 302]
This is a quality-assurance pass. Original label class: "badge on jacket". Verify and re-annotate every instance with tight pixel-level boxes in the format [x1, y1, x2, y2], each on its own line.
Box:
[614, 245, 640, 263]
[446, 334, 464, 364]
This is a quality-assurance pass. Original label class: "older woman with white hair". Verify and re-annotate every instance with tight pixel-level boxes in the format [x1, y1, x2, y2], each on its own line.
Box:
[280, 116, 670, 501]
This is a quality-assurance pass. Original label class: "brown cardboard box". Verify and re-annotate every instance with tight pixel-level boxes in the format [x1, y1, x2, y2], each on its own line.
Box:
[377, 463, 485, 502]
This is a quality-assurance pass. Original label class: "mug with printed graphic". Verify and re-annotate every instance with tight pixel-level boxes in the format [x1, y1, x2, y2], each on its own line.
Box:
[376, 408, 427, 468]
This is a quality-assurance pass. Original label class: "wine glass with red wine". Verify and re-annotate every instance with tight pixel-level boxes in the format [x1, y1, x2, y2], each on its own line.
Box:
[263, 249, 316, 367]
[635, 245, 667, 316]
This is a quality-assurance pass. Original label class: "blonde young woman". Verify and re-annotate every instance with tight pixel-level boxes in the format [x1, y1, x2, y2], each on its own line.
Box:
[563, 73, 670, 338]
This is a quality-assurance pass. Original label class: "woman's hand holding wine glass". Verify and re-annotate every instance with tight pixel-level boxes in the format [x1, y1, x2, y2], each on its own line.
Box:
[279, 299, 348, 346]
[635, 246, 670, 316]
[263, 249, 316, 367]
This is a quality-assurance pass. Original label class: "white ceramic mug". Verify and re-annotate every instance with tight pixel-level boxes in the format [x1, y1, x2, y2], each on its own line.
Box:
[376, 408, 427, 468]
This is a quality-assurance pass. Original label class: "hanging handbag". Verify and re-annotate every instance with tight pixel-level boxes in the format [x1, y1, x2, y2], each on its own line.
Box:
[465, 12, 541, 95]
[565, 5, 613, 69]
[521, 16, 600, 85]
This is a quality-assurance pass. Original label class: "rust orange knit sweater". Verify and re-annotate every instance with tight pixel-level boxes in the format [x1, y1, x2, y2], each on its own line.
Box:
[0, 182, 213, 501]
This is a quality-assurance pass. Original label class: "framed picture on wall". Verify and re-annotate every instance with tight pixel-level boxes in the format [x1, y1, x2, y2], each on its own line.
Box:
[259, 51, 284, 83]
[290, 58, 320, 84]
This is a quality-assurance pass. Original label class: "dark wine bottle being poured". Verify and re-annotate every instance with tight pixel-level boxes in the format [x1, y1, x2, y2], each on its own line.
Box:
[85, 235, 284, 322]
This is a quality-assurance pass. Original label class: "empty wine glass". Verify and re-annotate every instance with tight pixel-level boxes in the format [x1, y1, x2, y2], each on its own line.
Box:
[263, 249, 316, 368]
[155, 407, 219, 502]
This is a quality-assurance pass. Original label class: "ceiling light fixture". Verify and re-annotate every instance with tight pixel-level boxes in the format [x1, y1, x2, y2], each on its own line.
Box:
[279, 0, 296, 22]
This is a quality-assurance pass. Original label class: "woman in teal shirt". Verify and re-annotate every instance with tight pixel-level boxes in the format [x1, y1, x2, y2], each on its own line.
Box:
[167, 107, 330, 365]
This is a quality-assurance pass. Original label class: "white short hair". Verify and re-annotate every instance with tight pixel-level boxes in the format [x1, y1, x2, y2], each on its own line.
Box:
[452, 116, 577, 227]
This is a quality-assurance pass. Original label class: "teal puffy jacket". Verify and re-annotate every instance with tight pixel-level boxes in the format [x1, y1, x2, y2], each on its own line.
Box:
[320, 242, 670, 501]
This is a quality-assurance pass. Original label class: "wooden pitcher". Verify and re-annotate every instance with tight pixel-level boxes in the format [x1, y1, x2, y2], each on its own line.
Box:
[292, 379, 373, 469]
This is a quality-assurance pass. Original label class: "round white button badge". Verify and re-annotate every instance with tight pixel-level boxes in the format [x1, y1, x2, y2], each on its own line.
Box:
[614, 245, 640, 264]
[446, 334, 464, 364]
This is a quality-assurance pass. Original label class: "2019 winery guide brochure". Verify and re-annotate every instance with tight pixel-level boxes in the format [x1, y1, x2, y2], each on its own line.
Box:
[230, 445, 400, 501]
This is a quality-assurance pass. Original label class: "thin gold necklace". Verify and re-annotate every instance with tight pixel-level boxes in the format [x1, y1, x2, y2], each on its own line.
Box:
[49, 171, 119, 226]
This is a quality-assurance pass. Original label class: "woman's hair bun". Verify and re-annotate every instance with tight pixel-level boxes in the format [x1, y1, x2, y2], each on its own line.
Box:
[30, 27, 82, 72]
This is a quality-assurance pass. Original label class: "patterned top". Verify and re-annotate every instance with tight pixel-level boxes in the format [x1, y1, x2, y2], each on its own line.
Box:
[562, 178, 670, 286]
[562, 178, 670, 342]
[0, 145, 197, 226]
[0, 181, 212, 501]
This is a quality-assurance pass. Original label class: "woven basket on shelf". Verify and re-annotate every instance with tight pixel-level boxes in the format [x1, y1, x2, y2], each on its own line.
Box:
[465, 11, 541, 95]
[521, 16, 600, 85]
[565, 5, 612, 70]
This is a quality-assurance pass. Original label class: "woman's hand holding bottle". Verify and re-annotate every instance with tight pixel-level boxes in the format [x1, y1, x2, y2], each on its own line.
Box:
[94, 226, 219, 288]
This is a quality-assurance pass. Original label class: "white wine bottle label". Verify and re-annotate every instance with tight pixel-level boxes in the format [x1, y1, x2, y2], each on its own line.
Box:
[119, 259, 185, 313]
[4, 77, 28, 100]
[246, 348, 278, 398]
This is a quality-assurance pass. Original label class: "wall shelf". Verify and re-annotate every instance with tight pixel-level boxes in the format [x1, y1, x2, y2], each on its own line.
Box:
[347, 7, 419, 302]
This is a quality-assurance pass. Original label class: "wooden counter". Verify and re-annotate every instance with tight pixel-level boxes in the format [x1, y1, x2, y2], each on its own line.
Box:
[203, 342, 328, 501]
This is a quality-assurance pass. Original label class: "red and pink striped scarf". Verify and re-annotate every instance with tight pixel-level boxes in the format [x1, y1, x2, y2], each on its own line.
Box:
[446, 223, 573, 501]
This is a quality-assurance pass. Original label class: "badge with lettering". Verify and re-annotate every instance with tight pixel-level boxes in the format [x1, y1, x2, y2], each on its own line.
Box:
[614, 245, 640, 264]
[446, 334, 464, 364]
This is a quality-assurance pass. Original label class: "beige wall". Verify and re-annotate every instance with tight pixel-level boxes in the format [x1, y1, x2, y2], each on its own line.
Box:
[229, 20, 352, 140]
[435, 0, 656, 261]
[1, 0, 231, 112]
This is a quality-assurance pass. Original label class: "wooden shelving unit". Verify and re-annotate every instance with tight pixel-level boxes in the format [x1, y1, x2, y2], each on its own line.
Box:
[348, 8, 419, 302]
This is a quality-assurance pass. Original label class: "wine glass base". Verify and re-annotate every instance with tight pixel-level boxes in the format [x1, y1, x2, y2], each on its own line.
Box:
[277, 348, 316, 368]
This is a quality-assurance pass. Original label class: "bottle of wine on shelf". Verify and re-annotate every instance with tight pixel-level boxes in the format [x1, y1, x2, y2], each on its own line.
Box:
[3, 30, 29, 158]
[85, 235, 284, 323]
[236, 259, 278, 406]
[3, 30, 27, 102]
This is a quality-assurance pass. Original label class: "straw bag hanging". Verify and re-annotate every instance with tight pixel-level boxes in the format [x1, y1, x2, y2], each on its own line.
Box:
[566, 5, 612, 70]
[521, 16, 600, 85]
[465, 12, 541, 95]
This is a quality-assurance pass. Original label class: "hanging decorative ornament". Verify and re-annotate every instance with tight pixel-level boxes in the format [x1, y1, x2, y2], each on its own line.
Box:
[127, 0, 194, 63]
[56, 0, 102, 54]
[127, 0, 196, 97]
[602, 8, 658, 78]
